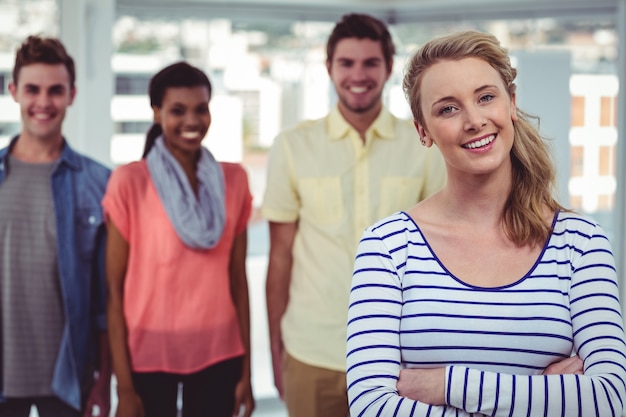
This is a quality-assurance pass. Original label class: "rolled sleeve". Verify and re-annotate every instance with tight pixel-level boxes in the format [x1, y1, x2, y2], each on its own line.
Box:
[261, 132, 300, 223]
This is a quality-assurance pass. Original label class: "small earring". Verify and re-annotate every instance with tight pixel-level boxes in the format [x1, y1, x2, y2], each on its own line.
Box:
[420, 138, 426, 146]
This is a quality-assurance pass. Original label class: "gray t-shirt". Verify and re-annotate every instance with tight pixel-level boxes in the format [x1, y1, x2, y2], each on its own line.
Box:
[0, 155, 65, 397]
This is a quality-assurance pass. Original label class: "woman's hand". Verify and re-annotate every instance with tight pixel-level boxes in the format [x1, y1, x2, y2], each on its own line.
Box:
[232, 376, 255, 417]
[542, 355, 584, 375]
[397, 367, 446, 405]
[115, 388, 145, 417]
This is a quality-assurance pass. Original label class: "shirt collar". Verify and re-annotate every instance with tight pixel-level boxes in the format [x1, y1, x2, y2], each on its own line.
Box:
[327, 104, 396, 141]
[0, 135, 81, 173]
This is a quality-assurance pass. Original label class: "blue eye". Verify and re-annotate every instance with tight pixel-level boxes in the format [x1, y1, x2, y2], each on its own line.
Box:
[480, 94, 494, 102]
[440, 106, 454, 115]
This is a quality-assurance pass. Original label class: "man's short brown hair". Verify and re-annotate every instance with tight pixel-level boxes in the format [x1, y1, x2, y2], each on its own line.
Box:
[13, 35, 76, 88]
[326, 13, 396, 72]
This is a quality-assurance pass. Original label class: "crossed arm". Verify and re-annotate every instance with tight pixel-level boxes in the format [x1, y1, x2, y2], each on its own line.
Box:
[396, 355, 584, 406]
[346, 227, 626, 417]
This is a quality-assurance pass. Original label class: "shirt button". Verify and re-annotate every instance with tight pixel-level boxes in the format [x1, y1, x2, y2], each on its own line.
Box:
[88, 215, 97, 224]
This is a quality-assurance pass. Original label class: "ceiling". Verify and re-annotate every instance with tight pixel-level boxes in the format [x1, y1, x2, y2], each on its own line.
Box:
[115, 0, 620, 23]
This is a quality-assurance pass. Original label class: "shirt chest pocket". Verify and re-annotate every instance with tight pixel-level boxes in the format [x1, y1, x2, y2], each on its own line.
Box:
[75, 208, 104, 261]
[378, 176, 425, 218]
[298, 177, 344, 225]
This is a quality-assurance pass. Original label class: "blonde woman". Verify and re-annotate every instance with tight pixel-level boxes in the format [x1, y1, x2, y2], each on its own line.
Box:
[346, 31, 626, 416]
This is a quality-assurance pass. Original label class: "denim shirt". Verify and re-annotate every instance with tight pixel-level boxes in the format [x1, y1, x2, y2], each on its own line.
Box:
[0, 137, 111, 410]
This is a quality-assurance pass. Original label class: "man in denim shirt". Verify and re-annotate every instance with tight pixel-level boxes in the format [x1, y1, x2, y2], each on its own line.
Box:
[0, 36, 111, 417]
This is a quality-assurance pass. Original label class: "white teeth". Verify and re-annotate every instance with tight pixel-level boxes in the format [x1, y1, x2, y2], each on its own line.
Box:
[464, 135, 495, 149]
[34, 113, 51, 120]
[350, 86, 367, 93]
[181, 132, 199, 139]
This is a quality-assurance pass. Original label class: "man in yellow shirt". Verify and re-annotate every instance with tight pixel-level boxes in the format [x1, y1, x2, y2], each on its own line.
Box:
[262, 13, 446, 417]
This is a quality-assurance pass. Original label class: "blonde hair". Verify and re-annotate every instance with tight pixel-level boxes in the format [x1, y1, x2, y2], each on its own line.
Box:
[403, 31, 564, 247]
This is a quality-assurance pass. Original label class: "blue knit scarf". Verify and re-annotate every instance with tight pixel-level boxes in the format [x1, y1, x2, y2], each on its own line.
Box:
[146, 136, 225, 249]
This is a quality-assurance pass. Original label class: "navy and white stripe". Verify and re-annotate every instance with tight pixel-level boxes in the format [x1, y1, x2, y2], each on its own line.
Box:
[347, 211, 626, 416]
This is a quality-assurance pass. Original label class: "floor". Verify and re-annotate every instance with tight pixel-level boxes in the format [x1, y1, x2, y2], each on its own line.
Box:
[29, 394, 287, 417]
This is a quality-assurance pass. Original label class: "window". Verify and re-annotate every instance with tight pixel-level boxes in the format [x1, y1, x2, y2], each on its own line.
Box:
[571, 96, 585, 127]
[115, 74, 151, 95]
[570, 145, 584, 177]
[115, 121, 152, 134]
[598, 193, 614, 211]
[570, 194, 583, 210]
[0, 121, 20, 135]
[600, 95, 617, 127]
[598, 144, 615, 177]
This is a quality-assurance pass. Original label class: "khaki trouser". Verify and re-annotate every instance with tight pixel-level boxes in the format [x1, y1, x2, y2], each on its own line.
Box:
[283, 352, 350, 417]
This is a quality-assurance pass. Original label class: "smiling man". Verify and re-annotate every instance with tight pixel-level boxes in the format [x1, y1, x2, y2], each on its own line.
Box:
[0, 36, 111, 417]
[262, 13, 447, 417]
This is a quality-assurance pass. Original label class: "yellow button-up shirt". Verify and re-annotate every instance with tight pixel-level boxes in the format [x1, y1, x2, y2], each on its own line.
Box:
[262, 105, 446, 371]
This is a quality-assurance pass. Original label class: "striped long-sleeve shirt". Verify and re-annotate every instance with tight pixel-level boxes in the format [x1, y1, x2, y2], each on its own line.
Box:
[347, 211, 626, 417]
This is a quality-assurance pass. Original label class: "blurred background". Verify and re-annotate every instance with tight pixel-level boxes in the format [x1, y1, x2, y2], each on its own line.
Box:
[0, 0, 624, 415]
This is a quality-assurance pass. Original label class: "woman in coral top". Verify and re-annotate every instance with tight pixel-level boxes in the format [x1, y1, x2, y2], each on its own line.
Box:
[103, 62, 255, 417]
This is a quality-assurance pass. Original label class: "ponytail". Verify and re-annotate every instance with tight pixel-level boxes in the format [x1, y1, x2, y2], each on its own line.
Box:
[142, 123, 162, 158]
